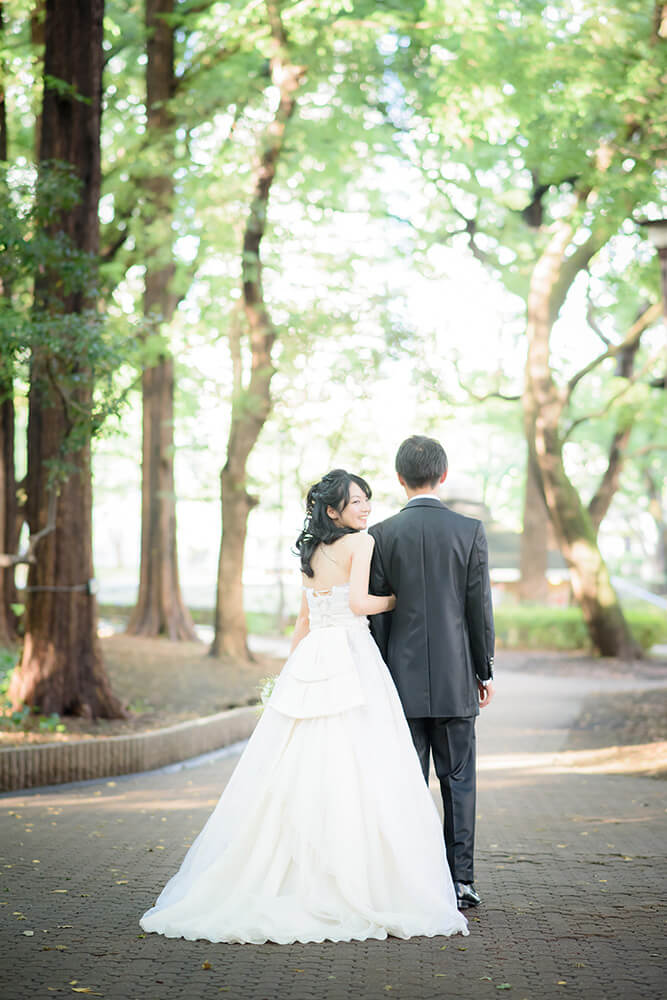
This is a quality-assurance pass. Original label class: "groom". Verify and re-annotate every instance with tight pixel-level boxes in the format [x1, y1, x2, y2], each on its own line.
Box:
[369, 435, 495, 910]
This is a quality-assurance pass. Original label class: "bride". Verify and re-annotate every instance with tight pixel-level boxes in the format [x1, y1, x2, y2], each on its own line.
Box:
[140, 469, 468, 945]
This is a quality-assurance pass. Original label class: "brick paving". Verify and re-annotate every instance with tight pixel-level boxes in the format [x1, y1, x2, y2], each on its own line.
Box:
[1, 660, 666, 1000]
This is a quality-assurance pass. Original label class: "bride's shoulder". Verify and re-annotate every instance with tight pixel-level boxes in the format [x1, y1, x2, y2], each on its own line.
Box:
[345, 531, 374, 552]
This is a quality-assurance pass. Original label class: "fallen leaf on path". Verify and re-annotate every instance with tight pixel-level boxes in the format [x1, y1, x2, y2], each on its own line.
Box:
[202, 961, 212, 970]
[23, 930, 34, 936]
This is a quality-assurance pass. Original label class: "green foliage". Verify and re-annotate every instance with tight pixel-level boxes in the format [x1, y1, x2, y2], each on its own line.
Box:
[495, 605, 667, 652]
[0, 163, 139, 482]
[37, 713, 67, 733]
[0, 647, 17, 697]
[0, 650, 67, 732]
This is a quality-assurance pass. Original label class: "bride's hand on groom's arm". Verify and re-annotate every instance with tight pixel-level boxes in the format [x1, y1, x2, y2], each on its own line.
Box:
[477, 679, 495, 707]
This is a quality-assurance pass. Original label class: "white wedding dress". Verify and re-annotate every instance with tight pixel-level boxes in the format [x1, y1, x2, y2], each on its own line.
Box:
[140, 585, 468, 944]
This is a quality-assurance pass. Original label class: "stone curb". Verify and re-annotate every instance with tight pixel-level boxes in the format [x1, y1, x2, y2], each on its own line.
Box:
[0, 705, 258, 793]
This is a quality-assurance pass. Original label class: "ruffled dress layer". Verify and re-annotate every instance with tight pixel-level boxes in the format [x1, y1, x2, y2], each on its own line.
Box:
[140, 585, 468, 945]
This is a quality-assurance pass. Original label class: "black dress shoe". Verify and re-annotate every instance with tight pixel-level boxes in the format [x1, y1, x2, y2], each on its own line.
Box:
[455, 881, 481, 909]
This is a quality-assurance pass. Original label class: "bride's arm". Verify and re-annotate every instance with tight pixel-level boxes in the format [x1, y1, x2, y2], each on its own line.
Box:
[289, 589, 310, 654]
[349, 534, 396, 616]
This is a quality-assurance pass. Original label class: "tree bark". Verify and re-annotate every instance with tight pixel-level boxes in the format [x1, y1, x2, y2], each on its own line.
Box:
[210, 1, 304, 659]
[518, 455, 549, 602]
[523, 220, 642, 658]
[30, 1, 45, 157]
[8, 0, 125, 717]
[126, 0, 197, 640]
[587, 430, 632, 534]
[0, 386, 18, 647]
[646, 470, 667, 591]
[0, 4, 18, 647]
[0, 1, 7, 163]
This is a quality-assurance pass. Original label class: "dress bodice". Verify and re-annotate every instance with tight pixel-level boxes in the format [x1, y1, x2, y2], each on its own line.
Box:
[304, 584, 367, 631]
[266, 584, 368, 720]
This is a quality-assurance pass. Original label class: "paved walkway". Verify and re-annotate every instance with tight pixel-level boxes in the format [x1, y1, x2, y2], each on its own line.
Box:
[1, 657, 666, 1000]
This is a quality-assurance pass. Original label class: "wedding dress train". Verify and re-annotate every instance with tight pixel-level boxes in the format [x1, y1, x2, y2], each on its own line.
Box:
[140, 585, 468, 944]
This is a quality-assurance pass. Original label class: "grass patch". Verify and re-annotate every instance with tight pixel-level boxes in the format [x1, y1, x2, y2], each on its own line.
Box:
[97, 604, 290, 636]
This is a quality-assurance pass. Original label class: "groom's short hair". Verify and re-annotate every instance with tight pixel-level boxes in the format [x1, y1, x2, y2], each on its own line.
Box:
[395, 435, 448, 488]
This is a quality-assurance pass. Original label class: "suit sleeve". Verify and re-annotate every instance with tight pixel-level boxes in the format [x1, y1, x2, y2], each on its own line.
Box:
[368, 525, 392, 661]
[465, 521, 495, 681]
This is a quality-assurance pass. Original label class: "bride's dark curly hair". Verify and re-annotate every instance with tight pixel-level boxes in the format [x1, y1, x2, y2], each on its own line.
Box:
[295, 468, 372, 578]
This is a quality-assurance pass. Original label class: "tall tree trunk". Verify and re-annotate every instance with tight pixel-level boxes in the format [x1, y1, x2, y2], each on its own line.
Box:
[30, 1, 45, 157]
[210, 1, 303, 659]
[0, 1, 6, 164]
[0, 387, 18, 648]
[518, 456, 549, 602]
[8, 0, 124, 717]
[0, 3, 18, 648]
[523, 221, 641, 659]
[126, 0, 196, 640]
[646, 470, 667, 591]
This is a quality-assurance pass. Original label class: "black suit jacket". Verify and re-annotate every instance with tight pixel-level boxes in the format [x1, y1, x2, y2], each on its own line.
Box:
[369, 498, 494, 718]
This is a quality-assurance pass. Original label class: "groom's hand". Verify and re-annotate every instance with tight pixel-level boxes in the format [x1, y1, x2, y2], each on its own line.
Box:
[478, 679, 495, 707]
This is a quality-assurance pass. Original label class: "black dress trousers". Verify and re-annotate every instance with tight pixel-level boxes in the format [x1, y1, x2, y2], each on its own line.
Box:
[406, 716, 477, 883]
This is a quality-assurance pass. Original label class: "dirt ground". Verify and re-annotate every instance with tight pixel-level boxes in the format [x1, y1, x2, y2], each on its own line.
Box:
[0, 633, 281, 746]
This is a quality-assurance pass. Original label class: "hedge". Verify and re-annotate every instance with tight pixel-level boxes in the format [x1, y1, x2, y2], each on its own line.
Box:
[494, 605, 667, 652]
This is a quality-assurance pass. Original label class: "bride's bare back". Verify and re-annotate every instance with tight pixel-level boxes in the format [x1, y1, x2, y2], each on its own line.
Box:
[305, 535, 357, 593]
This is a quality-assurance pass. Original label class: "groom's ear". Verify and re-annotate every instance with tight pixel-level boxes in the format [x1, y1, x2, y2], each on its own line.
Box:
[397, 473, 407, 488]
[439, 470, 448, 485]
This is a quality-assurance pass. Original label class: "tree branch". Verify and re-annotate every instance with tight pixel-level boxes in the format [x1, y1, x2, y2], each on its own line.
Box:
[566, 301, 662, 400]
[547, 231, 602, 327]
[588, 428, 632, 531]
[452, 356, 521, 402]
[563, 349, 662, 439]
[173, 42, 241, 94]
[585, 271, 611, 347]
[0, 490, 56, 567]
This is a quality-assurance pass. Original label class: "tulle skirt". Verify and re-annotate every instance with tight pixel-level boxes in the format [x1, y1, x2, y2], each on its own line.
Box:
[139, 622, 468, 945]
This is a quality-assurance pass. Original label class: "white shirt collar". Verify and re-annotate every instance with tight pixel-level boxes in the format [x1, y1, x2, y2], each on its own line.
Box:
[406, 493, 441, 503]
